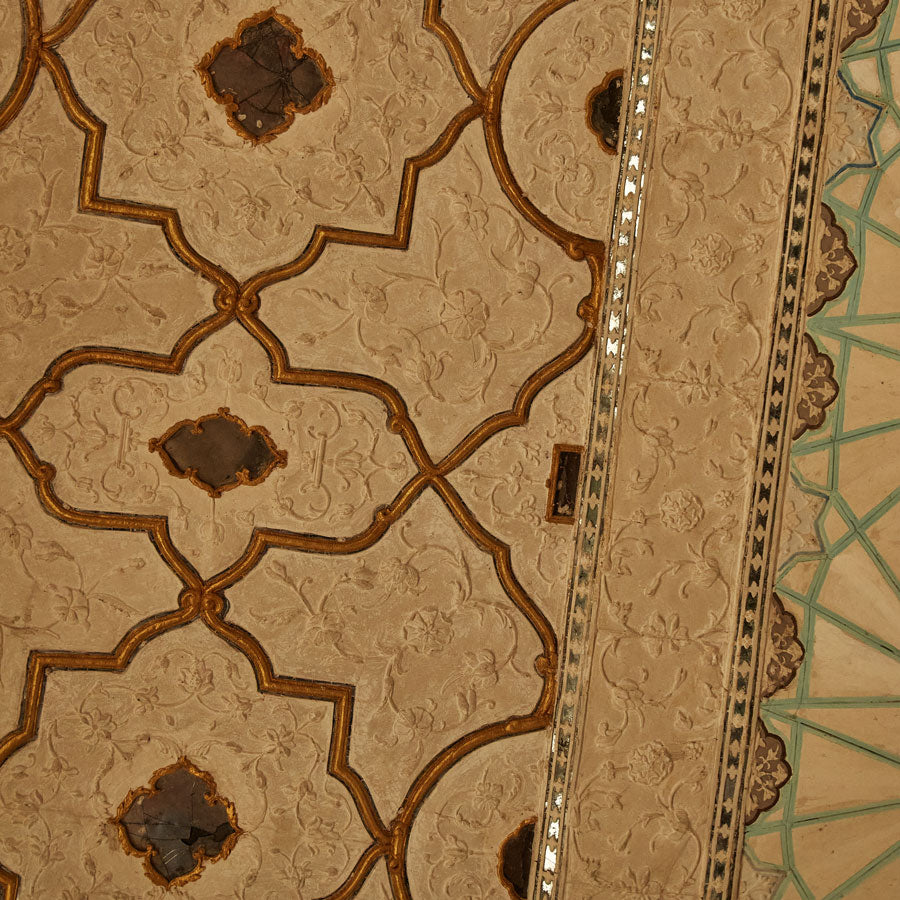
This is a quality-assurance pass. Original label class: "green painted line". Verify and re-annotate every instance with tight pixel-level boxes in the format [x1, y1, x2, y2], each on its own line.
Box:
[766, 710, 900, 768]
[763, 696, 900, 709]
[747, 798, 900, 834]
[822, 842, 900, 899]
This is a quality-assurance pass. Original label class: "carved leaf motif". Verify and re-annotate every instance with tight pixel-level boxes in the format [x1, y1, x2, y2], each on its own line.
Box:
[842, 0, 890, 50]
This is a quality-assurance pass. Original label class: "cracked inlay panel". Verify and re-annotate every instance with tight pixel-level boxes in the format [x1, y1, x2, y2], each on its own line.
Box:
[197, 9, 333, 143]
[150, 407, 287, 498]
[113, 758, 240, 887]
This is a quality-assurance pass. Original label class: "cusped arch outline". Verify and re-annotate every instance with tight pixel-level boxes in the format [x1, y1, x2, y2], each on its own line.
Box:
[0, 589, 391, 900]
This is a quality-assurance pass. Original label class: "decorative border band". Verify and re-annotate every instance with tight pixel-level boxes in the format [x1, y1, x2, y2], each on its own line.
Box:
[701, 1, 844, 897]
[531, 1, 663, 894]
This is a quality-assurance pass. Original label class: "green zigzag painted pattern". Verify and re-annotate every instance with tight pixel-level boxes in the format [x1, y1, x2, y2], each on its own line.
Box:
[743, 4, 900, 897]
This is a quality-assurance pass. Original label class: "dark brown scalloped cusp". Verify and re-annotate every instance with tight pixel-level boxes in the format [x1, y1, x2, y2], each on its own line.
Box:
[149, 408, 287, 498]
[198, 9, 333, 143]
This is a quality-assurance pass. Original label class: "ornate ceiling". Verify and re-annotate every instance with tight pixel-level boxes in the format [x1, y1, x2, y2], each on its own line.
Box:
[0, 1, 897, 899]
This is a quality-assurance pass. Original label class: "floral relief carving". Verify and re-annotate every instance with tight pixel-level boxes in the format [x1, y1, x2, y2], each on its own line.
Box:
[0, 0, 850, 895]
[0, 75, 209, 415]
[0, 624, 372, 897]
[0, 442, 183, 737]
[777, 477, 826, 563]
[823, 76, 880, 177]
[0, 1, 614, 893]
[658, 489, 705, 533]
[406, 731, 547, 898]
[61, 0, 468, 276]
[501, 0, 630, 237]
[227, 491, 545, 815]
[793, 333, 839, 440]
[449, 359, 593, 635]
[22, 325, 415, 576]
[743, 720, 791, 826]
[441, 0, 546, 80]
[563, 0, 814, 893]
[738, 854, 787, 900]
[261, 127, 594, 459]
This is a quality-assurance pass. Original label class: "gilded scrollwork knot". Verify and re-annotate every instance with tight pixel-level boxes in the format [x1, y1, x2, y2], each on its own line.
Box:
[577, 296, 599, 323]
[213, 285, 239, 313]
[36, 461, 56, 481]
[534, 652, 557, 678]
[178, 589, 203, 613]
[200, 592, 226, 616]
[236, 291, 261, 314]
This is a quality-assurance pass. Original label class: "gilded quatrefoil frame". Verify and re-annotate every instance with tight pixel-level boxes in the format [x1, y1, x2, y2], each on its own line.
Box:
[0, 1, 609, 897]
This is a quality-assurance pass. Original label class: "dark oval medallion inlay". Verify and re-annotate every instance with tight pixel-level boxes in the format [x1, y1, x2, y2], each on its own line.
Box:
[149, 407, 287, 498]
[198, 8, 333, 143]
[587, 70, 624, 155]
[113, 758, 240, 887]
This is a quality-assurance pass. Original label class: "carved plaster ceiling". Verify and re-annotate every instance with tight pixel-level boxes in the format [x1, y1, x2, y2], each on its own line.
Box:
[0, 1, 898, 899]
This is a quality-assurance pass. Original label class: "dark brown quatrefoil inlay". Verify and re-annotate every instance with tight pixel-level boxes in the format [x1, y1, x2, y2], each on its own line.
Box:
[198, 8, 333, 143]
[113, 758, 240, 888]
[149, 407, 287, 498]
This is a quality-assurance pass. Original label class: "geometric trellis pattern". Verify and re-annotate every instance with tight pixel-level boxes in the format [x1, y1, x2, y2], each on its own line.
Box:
[744, 4, 900, 896]
[0, 2, 623, 898]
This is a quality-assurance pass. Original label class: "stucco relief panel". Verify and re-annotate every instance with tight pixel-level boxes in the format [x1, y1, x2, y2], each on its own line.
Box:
[62, 0, 468, 277]
[22, 323, 415, 578]
[562, 1, 811, 894]
[0, 74, 210, 415]
[0, 624, 371, 898]
[260, 127, 593, 460]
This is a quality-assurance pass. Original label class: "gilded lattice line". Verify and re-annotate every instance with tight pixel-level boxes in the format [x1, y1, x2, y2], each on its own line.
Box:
[0, 1, 607, 897]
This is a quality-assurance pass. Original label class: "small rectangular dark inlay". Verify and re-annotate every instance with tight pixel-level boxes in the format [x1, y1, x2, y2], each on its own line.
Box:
[546, 444, 583, 524]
